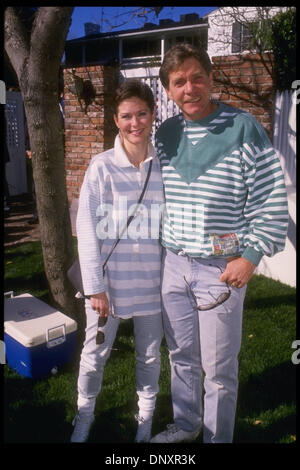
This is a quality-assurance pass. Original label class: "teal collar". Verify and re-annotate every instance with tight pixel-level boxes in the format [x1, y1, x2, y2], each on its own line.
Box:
[163, 103, 242, 184]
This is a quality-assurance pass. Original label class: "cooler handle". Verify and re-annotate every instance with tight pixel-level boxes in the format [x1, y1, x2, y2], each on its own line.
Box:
[46, 324, 66, 348]
[4, 291, 14, 298]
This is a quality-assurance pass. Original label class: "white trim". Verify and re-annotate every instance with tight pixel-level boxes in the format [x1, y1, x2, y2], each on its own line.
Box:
[117, 23, 207, 39]
[69, 22, 207, 44]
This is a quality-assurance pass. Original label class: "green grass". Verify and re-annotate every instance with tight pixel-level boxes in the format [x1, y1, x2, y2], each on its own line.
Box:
[3, 241, 296, 443]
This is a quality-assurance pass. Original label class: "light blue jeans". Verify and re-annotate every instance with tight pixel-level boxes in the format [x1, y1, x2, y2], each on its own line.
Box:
[161, 248, 247, 443]
[77, 300, 163, 420]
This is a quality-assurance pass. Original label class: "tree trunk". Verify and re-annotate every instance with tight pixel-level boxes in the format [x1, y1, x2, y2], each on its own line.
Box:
[5, 7, 81, 319]
[25, 91, 77, 316]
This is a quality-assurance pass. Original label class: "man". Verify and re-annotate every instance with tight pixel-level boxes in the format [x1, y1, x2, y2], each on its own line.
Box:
[150, 43, 288, 443]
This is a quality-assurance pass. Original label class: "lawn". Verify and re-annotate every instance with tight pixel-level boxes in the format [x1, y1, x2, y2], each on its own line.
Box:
[3, 241, 297, 444]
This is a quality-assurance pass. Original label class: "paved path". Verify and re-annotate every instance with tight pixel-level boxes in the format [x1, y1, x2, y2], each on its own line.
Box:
[4, 194, 40, 248]
[4, 194, 78, 249]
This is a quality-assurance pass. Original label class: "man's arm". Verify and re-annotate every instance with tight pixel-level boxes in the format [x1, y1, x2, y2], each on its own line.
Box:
[221, 116, 289, 287]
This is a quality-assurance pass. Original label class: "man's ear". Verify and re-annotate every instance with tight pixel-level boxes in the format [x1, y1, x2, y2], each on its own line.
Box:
[165, 87, 173, 101]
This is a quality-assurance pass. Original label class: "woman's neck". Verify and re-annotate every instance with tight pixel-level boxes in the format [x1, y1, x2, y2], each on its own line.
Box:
[122, 140, 148, 169]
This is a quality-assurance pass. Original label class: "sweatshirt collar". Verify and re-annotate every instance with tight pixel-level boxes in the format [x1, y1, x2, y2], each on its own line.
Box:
[114, 134, 155, 168]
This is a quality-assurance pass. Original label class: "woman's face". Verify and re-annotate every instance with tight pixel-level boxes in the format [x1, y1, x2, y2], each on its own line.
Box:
[114, 97, 155, 147]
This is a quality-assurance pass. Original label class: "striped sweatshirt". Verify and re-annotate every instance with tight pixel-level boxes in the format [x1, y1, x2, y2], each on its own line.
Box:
[156, 102, 288, 265]
[76, 134, 164, 318]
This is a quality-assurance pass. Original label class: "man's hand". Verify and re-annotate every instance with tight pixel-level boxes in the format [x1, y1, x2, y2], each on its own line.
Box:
[219, 257, 256, 288]
[90, 291, 110, 317]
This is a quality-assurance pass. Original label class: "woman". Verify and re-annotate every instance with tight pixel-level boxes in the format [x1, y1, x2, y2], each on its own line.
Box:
[71, 79, 164, 443]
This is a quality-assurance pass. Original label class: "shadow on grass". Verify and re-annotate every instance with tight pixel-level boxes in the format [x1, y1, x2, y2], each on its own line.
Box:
[4, 373, 74, 443]
[235, 360, 296, 443]
[244, 294, 296, 310]
[4, 401, 72, 443]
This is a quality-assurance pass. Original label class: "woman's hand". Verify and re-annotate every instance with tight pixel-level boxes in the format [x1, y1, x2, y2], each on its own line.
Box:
[90, 291, 110, 317]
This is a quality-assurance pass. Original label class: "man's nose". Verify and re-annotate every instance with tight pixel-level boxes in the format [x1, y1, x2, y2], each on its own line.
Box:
[184, 80, 194, 94]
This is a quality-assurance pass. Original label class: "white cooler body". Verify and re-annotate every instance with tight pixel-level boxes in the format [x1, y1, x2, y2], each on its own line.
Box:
[4, 293, 77, 379]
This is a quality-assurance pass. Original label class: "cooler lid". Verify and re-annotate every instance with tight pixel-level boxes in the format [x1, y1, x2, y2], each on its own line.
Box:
[4, 293, 77, 347]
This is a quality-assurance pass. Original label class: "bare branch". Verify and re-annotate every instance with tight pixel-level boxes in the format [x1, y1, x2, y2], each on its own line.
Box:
[104, 6, 164, 31]
[29, 7, 74, 75]
[4, 7, 30, 82]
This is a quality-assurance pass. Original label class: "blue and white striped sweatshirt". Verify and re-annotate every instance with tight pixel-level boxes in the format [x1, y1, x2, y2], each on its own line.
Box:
[76, 135, 164, 318]
[156, 102, 288, 265]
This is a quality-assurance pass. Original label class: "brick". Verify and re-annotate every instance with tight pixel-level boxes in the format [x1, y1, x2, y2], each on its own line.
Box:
[78, 141, 91, 147]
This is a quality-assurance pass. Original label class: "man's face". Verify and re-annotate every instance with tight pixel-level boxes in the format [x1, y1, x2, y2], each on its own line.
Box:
[166, 57, 214, 121]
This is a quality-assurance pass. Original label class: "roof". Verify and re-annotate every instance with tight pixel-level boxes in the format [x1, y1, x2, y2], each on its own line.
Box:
[67, 14, 208, 44]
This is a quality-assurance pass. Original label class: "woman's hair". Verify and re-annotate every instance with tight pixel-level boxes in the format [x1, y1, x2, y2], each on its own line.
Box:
[159, 43, 212, 89]
[114, 79, 155, 115]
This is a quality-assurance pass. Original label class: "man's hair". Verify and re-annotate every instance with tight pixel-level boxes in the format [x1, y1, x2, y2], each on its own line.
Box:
[159, 43, 212, 89]
[114, 78, 155, 114]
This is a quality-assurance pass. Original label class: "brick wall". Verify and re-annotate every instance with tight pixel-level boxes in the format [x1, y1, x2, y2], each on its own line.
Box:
[63, 65, 119, 203]
[211, 52, 275, 137]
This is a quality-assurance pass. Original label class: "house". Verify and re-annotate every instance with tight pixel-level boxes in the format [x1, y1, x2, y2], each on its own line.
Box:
[205, 6, 288, 57]
[65, 12, 209, 72]
[65, 12, 211, 126]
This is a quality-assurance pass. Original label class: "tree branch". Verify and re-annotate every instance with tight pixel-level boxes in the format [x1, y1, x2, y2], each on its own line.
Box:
[4, 7, 30, 82]
[29, 7, 74, 81]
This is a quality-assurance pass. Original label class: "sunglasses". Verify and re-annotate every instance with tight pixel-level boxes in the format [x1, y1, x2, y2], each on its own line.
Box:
[96, 315, 108, 345]
[184, 264, 231, 312]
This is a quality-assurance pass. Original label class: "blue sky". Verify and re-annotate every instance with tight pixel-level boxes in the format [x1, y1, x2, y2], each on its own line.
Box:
[67, 6, 217, 39]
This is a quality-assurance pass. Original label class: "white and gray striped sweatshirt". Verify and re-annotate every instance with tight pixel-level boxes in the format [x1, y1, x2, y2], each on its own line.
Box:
[76, 135, 165, 318]
[156, 102, 288, 266]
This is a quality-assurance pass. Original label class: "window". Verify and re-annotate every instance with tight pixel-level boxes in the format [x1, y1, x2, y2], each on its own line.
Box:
[232, 22, 253, 53]
[166, 31, 207, 52]
[123, 38, 160, 59]
[232, 19, 273, 53]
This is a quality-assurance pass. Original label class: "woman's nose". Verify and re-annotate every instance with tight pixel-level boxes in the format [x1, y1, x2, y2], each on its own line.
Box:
[131, 115, 139, 126]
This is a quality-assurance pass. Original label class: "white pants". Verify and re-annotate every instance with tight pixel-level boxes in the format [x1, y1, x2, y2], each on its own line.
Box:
[162, 249, 247, 443]
[77, 300, 163, 420]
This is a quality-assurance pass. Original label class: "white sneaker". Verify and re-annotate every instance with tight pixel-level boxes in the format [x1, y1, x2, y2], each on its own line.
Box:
[70, 412, 95, 443]
[150, 423, 200, 443]
[134, 414, 152, 443]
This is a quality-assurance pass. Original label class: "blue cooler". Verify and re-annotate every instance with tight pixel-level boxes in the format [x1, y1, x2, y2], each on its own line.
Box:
[4, 292, 77, 379]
